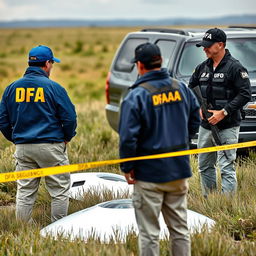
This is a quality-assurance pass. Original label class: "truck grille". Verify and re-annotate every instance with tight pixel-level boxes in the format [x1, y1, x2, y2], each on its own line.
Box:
[245, 109, 256, 118]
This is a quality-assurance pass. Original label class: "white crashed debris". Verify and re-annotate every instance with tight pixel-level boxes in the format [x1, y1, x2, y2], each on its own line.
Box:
[40, 199, 215, 242]
[69, 172, 133, 200]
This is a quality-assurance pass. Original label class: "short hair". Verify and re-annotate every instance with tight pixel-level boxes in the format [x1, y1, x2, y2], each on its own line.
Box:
[28, 61, 47, 67]
[143, 58, 162, 70]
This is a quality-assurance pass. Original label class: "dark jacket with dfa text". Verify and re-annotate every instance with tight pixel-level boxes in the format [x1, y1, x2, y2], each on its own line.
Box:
[119, 68, 200, 183]
[0, 67, 77, 144]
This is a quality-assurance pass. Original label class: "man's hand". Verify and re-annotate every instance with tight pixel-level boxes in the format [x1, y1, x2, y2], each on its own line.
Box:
[124, 169, 136, 184]
[207, 110, 225, 125]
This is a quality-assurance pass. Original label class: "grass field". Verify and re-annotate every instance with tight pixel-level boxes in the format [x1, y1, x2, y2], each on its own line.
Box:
[0, 27, 256, 255]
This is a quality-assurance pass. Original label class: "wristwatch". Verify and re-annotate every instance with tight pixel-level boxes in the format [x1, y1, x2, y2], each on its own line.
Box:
[222, 108, 228, 116]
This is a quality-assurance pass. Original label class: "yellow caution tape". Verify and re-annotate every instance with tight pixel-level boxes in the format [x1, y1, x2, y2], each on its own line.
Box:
[0, 140, 255, 183]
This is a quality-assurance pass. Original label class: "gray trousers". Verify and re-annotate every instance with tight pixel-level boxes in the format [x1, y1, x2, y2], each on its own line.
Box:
[198, 126, 240, 197]
[133, 179, 190, 256]
[14, 143, 70, 223]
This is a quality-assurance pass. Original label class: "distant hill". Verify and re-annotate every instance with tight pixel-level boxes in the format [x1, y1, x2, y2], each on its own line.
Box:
[0, 14, 256, 28]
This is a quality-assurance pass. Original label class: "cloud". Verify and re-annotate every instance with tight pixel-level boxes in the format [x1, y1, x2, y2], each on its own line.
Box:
[0, 0, 6, 8]
[0, 1, 40, 20]
[142, 0, 171, 4]
[2, 0, 36, 7]
[94, 0, 114, 3]
[0, 0, 255, 21]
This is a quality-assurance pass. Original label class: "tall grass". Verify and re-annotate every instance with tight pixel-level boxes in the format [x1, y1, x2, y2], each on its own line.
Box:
[0, 27, 256, 255]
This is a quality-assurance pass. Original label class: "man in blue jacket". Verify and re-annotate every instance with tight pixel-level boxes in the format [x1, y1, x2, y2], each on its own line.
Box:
[119, 43, 200, 256]
[0, 45, 77, 223]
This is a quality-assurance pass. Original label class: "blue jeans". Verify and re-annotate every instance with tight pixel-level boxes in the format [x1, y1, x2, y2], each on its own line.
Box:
[198, 126, 240, 197]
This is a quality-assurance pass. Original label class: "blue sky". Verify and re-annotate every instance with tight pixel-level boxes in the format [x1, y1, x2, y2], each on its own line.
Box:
[0, 0, 255, 21]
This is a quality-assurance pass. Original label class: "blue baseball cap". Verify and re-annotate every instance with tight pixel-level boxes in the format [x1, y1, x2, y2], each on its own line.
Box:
[28, 45, 60, 63]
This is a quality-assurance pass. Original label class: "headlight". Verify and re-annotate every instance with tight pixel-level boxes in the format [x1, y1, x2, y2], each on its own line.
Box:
[244, 102, 256, 110]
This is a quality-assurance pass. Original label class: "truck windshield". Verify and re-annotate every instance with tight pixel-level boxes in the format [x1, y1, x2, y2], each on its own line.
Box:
[178, 38, 256, 77]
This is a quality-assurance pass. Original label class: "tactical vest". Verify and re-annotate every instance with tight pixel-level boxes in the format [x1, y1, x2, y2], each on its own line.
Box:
[199, 59, 236, 110]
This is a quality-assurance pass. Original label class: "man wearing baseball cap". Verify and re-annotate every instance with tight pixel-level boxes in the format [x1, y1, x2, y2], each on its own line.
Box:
[119, 42, 200, 256]
[188, 28, 251, 197]
[0, 45, 77, 223]
[195, 27, 227, 48]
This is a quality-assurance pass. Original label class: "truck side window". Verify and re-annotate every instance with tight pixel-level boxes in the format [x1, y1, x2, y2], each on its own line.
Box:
[156, 40, 176, 68]
[114, 38, 148, 72]
[178, 42, 206, 77]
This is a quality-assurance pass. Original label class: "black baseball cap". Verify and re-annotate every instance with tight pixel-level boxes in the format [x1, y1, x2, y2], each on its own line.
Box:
[196, 28, 227, 48]
[131, 42, 162, 64]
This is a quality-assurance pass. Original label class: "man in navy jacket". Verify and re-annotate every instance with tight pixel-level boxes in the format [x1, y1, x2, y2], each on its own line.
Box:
[119, 43, 200, 256]
[0, 45, 77, 223]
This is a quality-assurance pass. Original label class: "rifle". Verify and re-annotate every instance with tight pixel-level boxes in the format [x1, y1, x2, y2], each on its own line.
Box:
[192, 86, 228, 159]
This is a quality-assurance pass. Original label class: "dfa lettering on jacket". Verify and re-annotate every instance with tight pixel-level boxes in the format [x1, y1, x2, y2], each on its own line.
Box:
[152, 90, 182, 106]
[15, 87, 45, 102]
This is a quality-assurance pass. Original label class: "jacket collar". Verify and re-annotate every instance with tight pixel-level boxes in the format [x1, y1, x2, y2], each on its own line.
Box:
[131, 68, 170, 89]
[24, 66, 49, 78]
[206, 49, 232, 70]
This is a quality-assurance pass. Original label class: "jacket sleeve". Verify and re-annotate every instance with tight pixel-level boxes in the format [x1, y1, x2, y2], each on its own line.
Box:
[0, 93, 13, 142]
[55, 86, 77, 142]
[119, 93, 141, 173]
[188, 65, 201, 89]
[224, 65, 252, 114]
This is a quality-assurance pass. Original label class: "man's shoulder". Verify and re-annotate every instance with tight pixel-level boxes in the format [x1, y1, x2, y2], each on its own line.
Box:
[190, 60, 209, 78]
[196, 58, 209, 69]
[44, 79, 66, 93]
[47, 78, 61, 87]
[124, 82, 152, 107]
[3, 78, 24, 95]
[133, 78, 172, 93]
[223, 54, 250, 82]
[130, 80, 154, 92]
[23, 72, 64, 89]
[8, 77, 24, 86]
[7, 75, 61, 88]
[228, 57, 246, 71]
[128, 85, 149, 100]
[224, 50, 244, 69]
